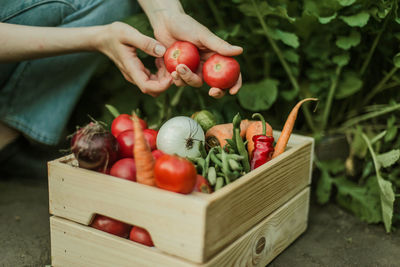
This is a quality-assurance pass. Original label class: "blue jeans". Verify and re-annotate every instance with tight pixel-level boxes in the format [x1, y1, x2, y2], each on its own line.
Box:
[0, 0, 139, 145]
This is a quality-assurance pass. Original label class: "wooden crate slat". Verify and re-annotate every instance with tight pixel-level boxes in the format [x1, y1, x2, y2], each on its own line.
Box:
[204, 141, 312, 260]
[205, 187, 309, 267]
[48, 160, 208, 262]
[50, 187, 309, 267]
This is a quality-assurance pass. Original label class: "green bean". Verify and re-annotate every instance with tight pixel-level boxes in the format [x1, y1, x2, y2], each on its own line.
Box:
[210, 152, 223, 168]
[215, 177, 224, 191]
[228, 159, 242, 171]
[207, 166, 217, 186]
[235, 128, 250, 173]
[199, 141, 207, 159]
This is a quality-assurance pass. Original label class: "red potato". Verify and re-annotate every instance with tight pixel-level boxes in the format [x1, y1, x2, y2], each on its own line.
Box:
[203, 54, 240, 89]
[111, 114, 147, 138]
[154, 154, 197, 194]
[90, 215, 131, 238]
[164, 41, 200, 73]
[109, 158, 137, 182]
[129, 226, 154, 247]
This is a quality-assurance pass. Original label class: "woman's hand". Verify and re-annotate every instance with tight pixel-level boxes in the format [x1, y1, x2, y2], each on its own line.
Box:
[96, 22, 172, 97]
[152, 14, 243, 98]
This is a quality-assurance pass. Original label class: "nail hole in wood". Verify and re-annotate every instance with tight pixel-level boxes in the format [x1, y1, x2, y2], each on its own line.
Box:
[256, 237, 266, 254]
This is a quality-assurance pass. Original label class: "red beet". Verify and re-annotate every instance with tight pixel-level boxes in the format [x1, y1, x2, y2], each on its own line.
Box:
[71, 122, 119, 172]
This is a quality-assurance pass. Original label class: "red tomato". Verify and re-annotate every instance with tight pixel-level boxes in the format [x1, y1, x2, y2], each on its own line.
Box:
[164, 41, 200, 73]
[110, 158, 136, 182]
[116, 130, 135, 158]
[202, 54, 240, 89]
[129, 226, 154, 247]
[111, 114, 147, 138]
[194, 174, 213, 193]
[154, 154, 197, 194]
[91, 215, 131, 238]
[151, 150, 164, 161]
[143, 129, 157, 150]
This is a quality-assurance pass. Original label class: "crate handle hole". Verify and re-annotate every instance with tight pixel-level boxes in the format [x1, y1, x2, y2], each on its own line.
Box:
[255, 236, 266, 254]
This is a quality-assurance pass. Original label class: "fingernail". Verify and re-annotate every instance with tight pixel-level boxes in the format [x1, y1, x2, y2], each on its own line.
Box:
[178, 66, 187, 75]
[231, 45, 242, 51]
[155, 44, 166, 56]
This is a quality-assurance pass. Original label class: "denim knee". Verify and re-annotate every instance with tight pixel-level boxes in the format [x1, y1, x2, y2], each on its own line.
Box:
[0, 0, 138, 26]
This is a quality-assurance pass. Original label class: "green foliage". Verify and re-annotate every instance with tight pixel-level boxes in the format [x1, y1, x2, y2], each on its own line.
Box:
[237, 78, 278, 111]
[78, 0, 400, 232]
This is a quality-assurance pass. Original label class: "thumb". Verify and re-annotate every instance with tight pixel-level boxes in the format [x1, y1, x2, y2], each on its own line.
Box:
[200, 28, 243, 56]
[124, 28, 166, 57]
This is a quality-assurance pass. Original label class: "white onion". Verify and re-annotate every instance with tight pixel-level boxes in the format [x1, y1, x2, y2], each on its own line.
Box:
[156, 116, 205, 158]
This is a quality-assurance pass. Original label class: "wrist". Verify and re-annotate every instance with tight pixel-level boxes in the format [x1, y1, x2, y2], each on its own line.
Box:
[138, 0, 185, 29]
[91, 24, 112, 54]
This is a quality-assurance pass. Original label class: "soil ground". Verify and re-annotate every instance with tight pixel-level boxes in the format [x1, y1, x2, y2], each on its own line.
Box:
[1, 174, 399, 267]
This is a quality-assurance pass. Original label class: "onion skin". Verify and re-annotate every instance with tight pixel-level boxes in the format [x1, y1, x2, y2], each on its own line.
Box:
[71, 122, 119, 171]
[156, 116, 205, 158]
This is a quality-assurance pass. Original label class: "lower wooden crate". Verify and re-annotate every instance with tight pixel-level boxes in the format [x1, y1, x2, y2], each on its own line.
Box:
[50, 187, 310, 267]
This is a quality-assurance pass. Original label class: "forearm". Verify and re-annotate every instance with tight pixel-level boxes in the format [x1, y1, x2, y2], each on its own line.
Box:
[0, 23, 105, 62]
[137, 0, 185, 29]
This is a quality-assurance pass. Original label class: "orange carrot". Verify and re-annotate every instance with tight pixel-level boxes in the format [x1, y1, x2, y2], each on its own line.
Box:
[245, 121, 273, 159]
[132, 112, 155, 186]
[205, 119, 251, 149]
[272, 98, 318, 158]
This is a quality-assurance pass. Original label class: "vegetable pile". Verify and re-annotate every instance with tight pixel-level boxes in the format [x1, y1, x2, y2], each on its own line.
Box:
[69, 98, 315, 244]
[71, 98, 316, 193]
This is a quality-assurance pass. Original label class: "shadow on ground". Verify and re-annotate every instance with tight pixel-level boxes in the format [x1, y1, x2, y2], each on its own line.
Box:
[1, 173, 399, 266]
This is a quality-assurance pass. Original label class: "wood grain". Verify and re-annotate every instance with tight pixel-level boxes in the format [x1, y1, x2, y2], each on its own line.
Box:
[50, 188, 309, 267]
[48, 161, 208, 263]
[204, 141, 312, 260]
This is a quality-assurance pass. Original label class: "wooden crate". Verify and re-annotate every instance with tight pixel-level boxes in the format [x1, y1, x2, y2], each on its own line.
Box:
[50, 187, 310, 267]
[48, 132, 314, 264]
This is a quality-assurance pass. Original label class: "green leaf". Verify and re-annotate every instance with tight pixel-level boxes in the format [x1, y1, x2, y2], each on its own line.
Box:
[238, 2, 295, 22]
[280, 87, 299, 101]
[336, 30, 361, 50]
[376, 174, 395, 232]
[334, 176, 382, 223]
[338, 0, 356, 6]
[283, 50, 300, 64]
[332, 53, 350, 67]
[385, 115, 398, 142]
[362, 133, 395, 233]
[335, 71, 363, 99]
[269, 29, 300, 48]
[393, 53, 400, 68]
[377, 149, 400, 168]
[351, 126, 368, 158]
[340, 11, 370, 27]
[237, 78, 279, 111]
[318, 13, 337, 24]
[316, 169, 334, 204]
